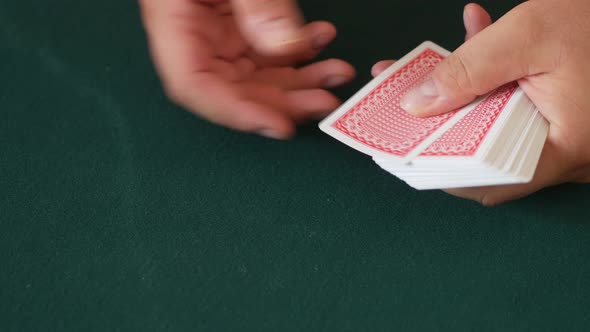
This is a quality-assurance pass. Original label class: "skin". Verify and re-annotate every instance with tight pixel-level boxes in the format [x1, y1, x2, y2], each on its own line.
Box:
[374, 2, 590, 205]
[140, 1, 590, 206]
[138, 0, 355, 140]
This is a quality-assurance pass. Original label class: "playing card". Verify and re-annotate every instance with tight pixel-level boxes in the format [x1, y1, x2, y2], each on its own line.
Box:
[374, 109, 547, 190]
[417, 82, 520, 159]
[399, 116, 547, 190]
[319, 41, 491, 163]
[319, 40, 550, 191]
[371, 82, 532, 171]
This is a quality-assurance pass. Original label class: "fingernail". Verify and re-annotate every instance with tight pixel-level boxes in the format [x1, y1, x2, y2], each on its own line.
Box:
[253, 17, 302, 47]
[322, 75, 350, 88]
[400, 77, 439, 114]
[463, 5, 472, 32]
[312, 33, 332, 50]
[257, 129, 285, 140]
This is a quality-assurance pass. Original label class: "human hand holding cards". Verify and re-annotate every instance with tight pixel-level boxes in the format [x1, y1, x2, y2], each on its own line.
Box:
[319, 41, 548, 192]
[318, 2, 590, 205]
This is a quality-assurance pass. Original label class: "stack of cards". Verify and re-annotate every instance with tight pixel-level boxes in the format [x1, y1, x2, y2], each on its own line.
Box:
[319, 41, 549, 190]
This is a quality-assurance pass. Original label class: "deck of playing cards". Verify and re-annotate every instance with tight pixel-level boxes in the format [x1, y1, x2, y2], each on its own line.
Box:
[319, 41, 549, 190]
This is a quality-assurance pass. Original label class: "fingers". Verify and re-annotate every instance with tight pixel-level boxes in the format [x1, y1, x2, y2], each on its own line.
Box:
[139, 0, 295, 138]
[239, 82, 341, 122]
[170, 71, 341, 138]
[371, 60, 396, 77]
[246, 58, 353, 122]
[296, 59, 355, 89]
[232, 0, 307, 55]
[370, 4, 490, 80]
[251, 59, 355, 89]
[301, 20, 338, 52]
[285, 89, 341, 120]
[173, 74, 296, 138]
[370, 5, 490, 81]
[463, 3, 492, 41]
[292, 20, 338, 62]
[400, 2, 554, 117]
[248, 20, 338, 67]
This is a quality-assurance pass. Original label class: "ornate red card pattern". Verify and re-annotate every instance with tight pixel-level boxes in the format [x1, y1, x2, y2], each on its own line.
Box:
[332, 49, 455, 157]
[420, 82, 518, 157]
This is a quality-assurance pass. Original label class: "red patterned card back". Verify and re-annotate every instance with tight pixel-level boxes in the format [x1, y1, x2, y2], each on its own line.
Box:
[331, 48, 456, 157]
[420, 83, 518, 157]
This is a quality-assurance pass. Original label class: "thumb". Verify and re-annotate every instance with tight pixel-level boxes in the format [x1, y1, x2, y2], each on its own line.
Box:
[400, 3, 548, 117]
[232, 0, 307, 55]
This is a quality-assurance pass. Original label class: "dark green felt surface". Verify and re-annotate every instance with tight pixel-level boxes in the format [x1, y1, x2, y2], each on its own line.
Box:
[2, 0, 590, 331]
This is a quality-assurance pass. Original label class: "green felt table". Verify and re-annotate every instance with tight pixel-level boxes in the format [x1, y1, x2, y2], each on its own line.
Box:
[3, 0, 590, 331]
